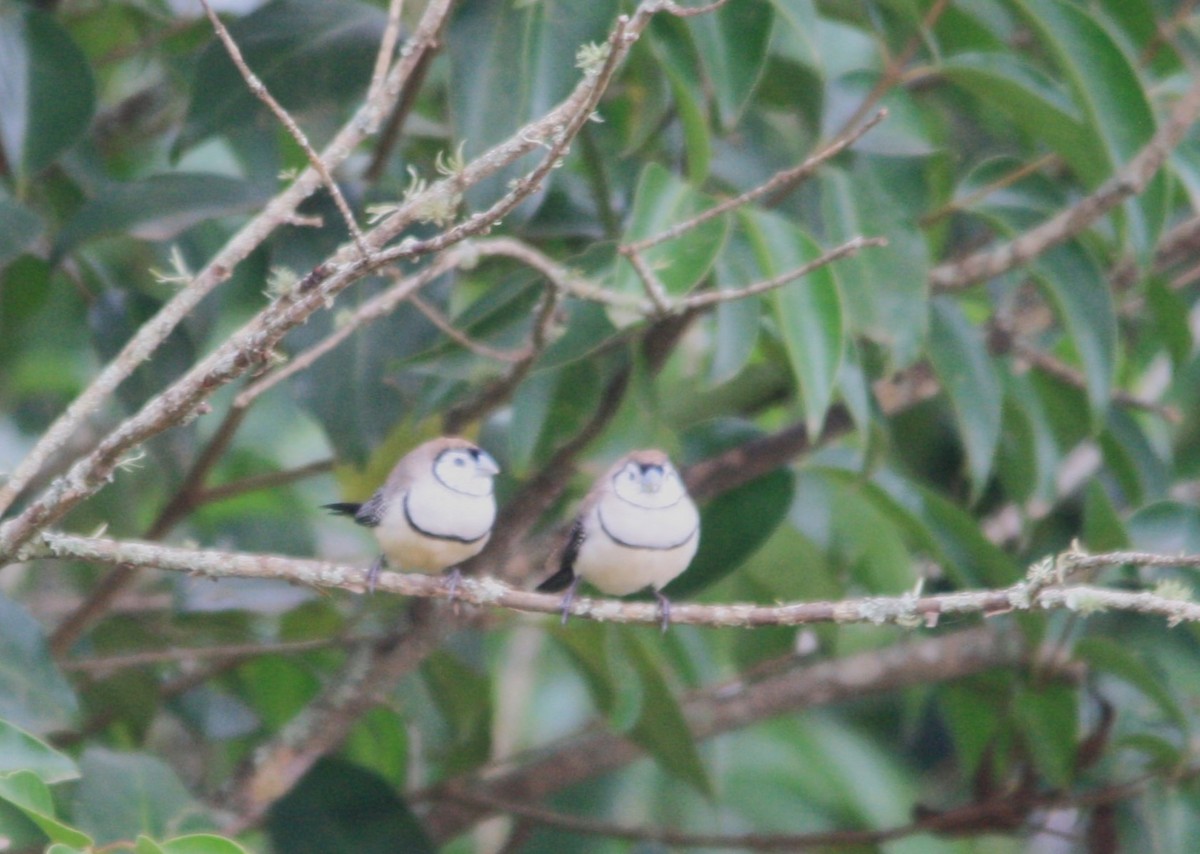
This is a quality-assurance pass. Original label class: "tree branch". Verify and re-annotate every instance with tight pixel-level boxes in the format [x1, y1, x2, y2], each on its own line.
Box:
[419, 626, 1023, 841]
[0, 0, 456, 520]
[930, 77, 1200, 292]
[21, 534, 1200, 630]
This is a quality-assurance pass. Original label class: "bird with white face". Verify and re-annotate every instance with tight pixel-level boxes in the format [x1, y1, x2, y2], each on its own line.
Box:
[537, 449, 700, 631]
[324, 436, 500, 592]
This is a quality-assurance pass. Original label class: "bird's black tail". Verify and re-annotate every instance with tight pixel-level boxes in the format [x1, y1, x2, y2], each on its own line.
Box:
[323, 502, 363, 518]
[536, 565, 576, 593]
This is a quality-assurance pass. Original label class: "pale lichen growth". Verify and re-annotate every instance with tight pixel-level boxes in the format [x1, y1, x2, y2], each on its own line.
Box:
[1026, 554, 1058, 587]
[475, 577, 509, 603]
[150, 245, 194, 287]
[1063, 589, 1107, 615]
[1153, 579, 1193, 602]
[1007, 585, 1032, 609]
[575, 40, 611, 76]
[263, 266, 299, 300]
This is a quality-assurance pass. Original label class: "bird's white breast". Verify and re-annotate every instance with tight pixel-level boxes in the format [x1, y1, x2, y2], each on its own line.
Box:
[374, 480, 495, 573]
[575, 496, 699, 595]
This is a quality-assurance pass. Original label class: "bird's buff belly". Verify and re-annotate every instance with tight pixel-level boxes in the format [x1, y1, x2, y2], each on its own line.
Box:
[575, 533, 697, 595]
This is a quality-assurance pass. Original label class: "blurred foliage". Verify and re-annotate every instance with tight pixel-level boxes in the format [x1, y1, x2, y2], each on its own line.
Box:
[2, 0, 1200, 850]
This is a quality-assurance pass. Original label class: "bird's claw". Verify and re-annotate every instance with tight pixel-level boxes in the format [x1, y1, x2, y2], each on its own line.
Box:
[366, 555, 385, 594]
[654, 590, 672, 634]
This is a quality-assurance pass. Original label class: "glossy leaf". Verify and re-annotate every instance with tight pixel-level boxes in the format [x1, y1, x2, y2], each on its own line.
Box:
[741, 208, 843, 436]
[0, 719, 78, 784]
[939, 54, 1100, 183]
[0, 6, 95, 178]
[267, 758, 434, 854]
[73, 749, 215, 843]
[1013, 683, 1078, 788]
[1013, 0, 1166, 254]
[54, 174, 268, 260]
[687, 0, 773, 128]
[612, 163, 729, 304]
[0, 771, 92, 848]
[0, 593, 78, 735]
[1030, 244, 1117, 430]
[668, 467, 794, 599]
[819, 163, 928, 366]
[1127, 502, 1200, 555]
[178, 0, 386, 153]
[1075, 637, 1187, 731]
[156, 835, 250, 854]
[927, 298, 1002, 498]
[447, 0, 619, 212]
[0, 197, 41, 268]
[623, 633, 712, 796]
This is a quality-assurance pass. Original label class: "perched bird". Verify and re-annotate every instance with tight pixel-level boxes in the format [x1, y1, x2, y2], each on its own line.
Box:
[324, 437, 500, 592]
[537, 449, 699, 631]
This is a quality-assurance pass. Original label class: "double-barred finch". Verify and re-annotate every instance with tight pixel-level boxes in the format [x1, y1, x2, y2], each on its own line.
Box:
[537, 449, 700, 631]
[324, 437, 500, 592]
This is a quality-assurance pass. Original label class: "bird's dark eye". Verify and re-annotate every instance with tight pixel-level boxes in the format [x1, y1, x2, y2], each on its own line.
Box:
[454, 456, 467, 467]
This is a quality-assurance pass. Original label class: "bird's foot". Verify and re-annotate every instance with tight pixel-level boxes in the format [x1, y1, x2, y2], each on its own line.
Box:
[366, 555, 386, 594]
[446, 567, 463, 614]
[559, 576, 581, 627]
[654, 590, 672, 634]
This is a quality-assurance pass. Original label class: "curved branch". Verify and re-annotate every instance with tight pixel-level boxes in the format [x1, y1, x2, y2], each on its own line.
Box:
[930, 77, 1200, 293]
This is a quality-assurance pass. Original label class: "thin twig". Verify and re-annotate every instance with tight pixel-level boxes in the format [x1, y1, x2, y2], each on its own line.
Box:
[920, 153, 1060, 227]
[234, 254, 463, 409]
[625, 109, 888, 254]
[199, 0, 370, 259]
[366, 0, 405, 105]
[930, 77, 1200, 292]
[420, 626, 1023, 840]
[195, 458, 336, 505]
[1010, 339, 1180, 422]
[624, 247, 672, 313]
[436, 774, 1156, 851]
[0, 0, 455, 523]
[61, 635, 352, 674]
[407, 292, 529, 363]
[677, 235, 887, 310]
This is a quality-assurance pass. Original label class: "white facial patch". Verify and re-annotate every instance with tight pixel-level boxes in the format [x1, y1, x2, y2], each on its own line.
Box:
[433, 448, 497, 497]
[612, 461, 687, 510]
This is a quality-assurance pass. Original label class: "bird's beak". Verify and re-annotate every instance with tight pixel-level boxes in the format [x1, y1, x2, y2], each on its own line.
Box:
[640, 465, 664, 493]
[476, 452, 501, 477]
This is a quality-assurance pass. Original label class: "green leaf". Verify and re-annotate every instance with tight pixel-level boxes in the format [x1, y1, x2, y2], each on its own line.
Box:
[652, 23, 713, 183]
[422, 651, 492, 776]
[158, 834, 251, 854]
[740, 209, 843, 436]
[135, 837, 167, 854]
[612, 163, 729, 305]
[267, 758, 434, 854]
[0, 719, 78, 783]
[54, 174, 268, 260]
[0, 770, 93, 848]
[447, 0, 619, 212]
[0, 6, 95, 179]
[1127, 502, 1200, 555]
[708, 231, 763, 383]
[73, 749, 216, 844]
[668, 467, 794, 600]
[622, 633, 712, 796]
[550, 621, 618, 716]
[939, 54, 1100, 183]
[1030, 244, 1117, 430]
[0, 196, 42, 268]
[819, 162, 928, 367]
[687, 0, 774, 128]
[927, 298, 1002, 498]
[1013, 683, 1078, 788]
[177, 0, 386, 153]
[1074, 637, 1187, 731]
[0, 592, 78, 735]
[1012, 0, 1166, 254]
